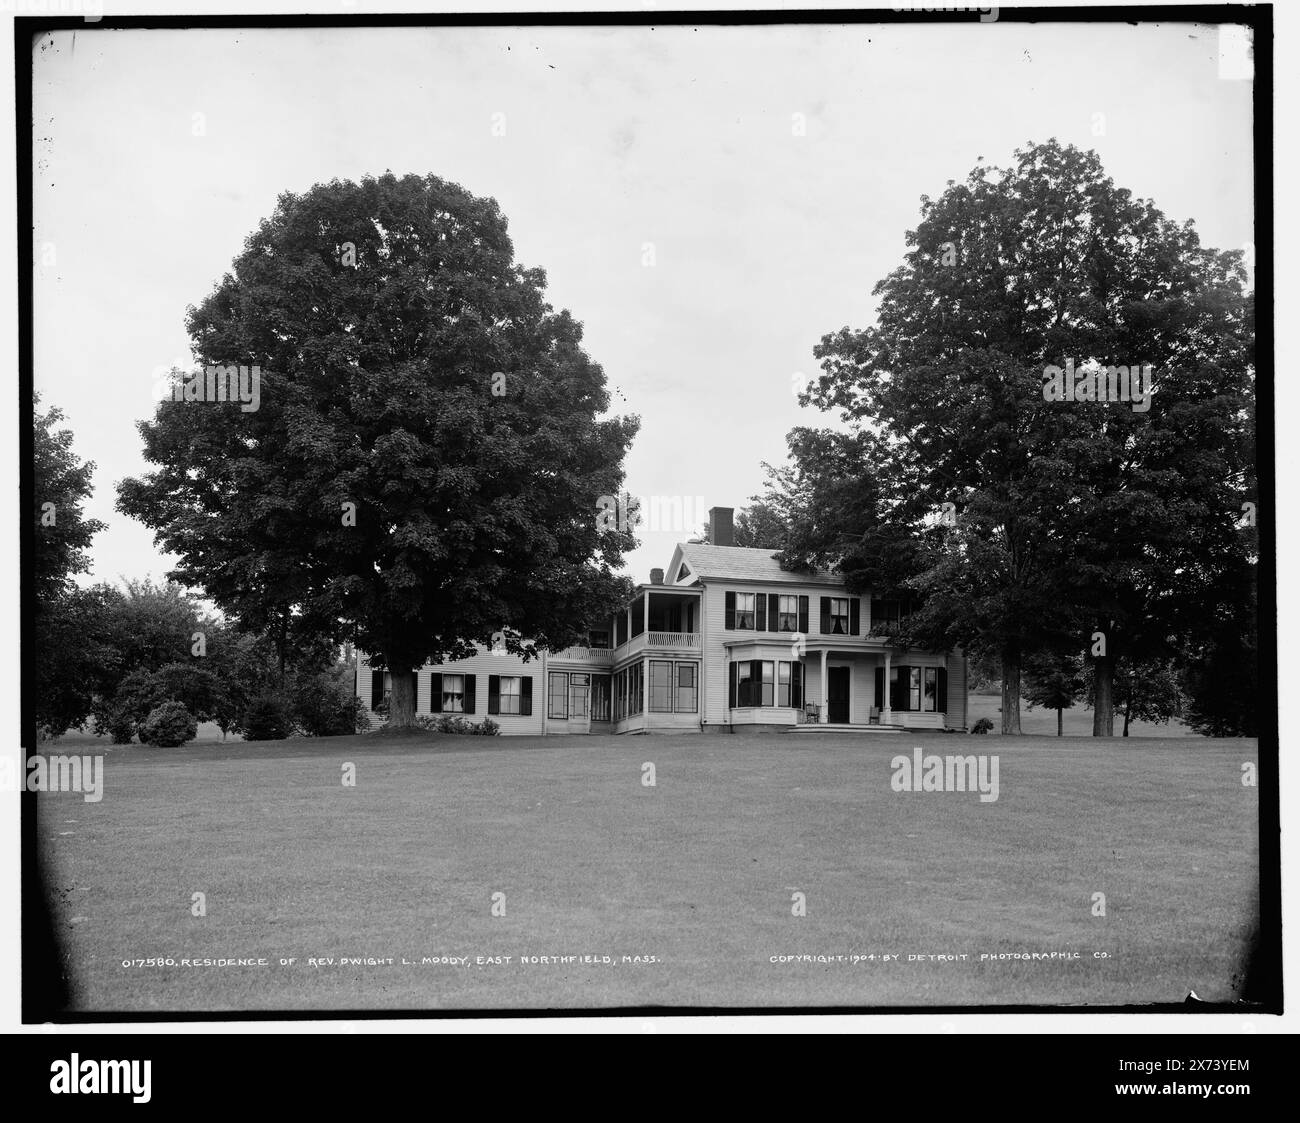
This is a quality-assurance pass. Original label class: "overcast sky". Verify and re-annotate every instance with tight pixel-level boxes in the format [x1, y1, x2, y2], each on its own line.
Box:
[31, 18, 1253, 590]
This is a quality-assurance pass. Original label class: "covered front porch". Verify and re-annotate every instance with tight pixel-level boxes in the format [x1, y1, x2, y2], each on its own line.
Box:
[800, 642, 951, 731]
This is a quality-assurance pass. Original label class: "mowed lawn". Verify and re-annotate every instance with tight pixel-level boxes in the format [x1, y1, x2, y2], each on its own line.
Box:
[36, 730, 1258, 1012]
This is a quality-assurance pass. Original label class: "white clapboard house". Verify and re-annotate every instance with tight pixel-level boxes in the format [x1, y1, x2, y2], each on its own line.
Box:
[357, 507, 968, 735]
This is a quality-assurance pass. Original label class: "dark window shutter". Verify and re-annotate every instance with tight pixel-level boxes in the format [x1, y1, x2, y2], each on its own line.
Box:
[792, 663, 803, 709]
[725, 591, 736, 630]
[850, 598, 861, 636]
[798, 596, 809, 633]
[875, 667, 884, 710]
[753, 661, 763, 708]
[898, 665, 910, 711]
[938, 667, 947, 713]
[371, 669, 385, 711]
[521, 676, 533, 716]
[488, 675, 500, 715]
[429, 672, 443, 713]
[755, 593, 767, 632]
[729, 662, 737, 708]
[463, 674, 476, 714]
[769, 594, 780, 629]
[819, 597, 831, 634]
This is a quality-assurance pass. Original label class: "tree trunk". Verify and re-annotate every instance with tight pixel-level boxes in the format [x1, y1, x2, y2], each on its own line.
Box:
[1123, 695, 1132, 737]
[1057, 707, 1063, 737]
[1000, 644, 1022, 734]
[388, 668, 416, 729]
[1092, 655, 1115, 737]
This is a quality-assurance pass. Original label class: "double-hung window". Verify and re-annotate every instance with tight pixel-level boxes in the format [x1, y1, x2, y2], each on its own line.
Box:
[497, 676, 522, 715]
[734, 592, 756, 630]
[548, 672, 569, 719]
[676, 664, 697, 712]
[442, 674, 466, 713]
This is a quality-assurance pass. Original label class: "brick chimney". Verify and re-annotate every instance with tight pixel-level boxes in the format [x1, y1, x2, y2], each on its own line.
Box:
[709, 506, 735, 547]
[650, 567, 664, 585]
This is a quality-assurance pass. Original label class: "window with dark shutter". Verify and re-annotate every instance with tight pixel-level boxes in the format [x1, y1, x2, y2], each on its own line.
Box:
[463, 674, 476, 714]
[798, 596, 809, 633]
[521, 676, 533, 716]
[429, 672, 443, 713]
[488, 675, 500, 715]
[937, 667, 947, 713]
[755, 593, 767, 632]
[370, 669, 385, 712]
[769, 594, 780, 632]
[791, 663, 803, 709]
[725, 591, 736, 630]
[819, 597, 831, 634]
[850, 599, 860, 635]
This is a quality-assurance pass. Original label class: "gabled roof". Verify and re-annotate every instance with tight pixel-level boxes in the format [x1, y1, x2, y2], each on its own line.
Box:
[671, 542, 844, 587]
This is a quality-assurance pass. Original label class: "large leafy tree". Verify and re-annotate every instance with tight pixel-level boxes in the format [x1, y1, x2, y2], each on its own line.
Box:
[119, 172, 638, 727]
[797, 141, 1253, 734]
[33, 585, 121, 738]
[33, 398, 105, 603]
[32, 399, 109, 735]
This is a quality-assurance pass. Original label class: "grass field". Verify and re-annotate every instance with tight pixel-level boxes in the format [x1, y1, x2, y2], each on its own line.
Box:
[35, 729, 1258, 1012]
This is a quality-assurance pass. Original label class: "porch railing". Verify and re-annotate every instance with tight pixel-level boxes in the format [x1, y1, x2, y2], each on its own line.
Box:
[648, 631, 701, 649]
[551, 646, 614, 663]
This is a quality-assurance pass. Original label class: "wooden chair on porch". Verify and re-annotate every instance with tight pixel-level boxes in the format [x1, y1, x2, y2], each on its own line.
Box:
[869, 705, 881, 725]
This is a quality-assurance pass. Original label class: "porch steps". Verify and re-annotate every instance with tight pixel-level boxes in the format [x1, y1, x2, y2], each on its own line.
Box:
[788, 723, 903, 735]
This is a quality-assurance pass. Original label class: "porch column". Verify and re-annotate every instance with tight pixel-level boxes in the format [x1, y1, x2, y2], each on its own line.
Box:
[819, 648, 829, 723]
[642, 655, 649, 719]
[643, 593, 650, 636]
[883, 650, 892, 725]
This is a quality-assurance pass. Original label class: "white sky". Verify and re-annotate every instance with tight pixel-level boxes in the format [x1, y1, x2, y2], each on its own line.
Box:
[31, 19, 1253, 588]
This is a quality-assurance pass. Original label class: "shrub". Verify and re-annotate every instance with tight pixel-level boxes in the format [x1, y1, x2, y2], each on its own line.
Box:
[971, 717, 994, 735]
[91, 702, 137, 744]
[239, 693, 293, 741]
[293, 668, 368, 736]
[140, 701, 198, 748]
[410, 714, 500, 736]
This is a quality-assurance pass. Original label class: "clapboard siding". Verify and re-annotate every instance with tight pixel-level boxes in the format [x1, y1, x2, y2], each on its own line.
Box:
[704, 579, 849, 727]
[358, 646, 544, 735]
